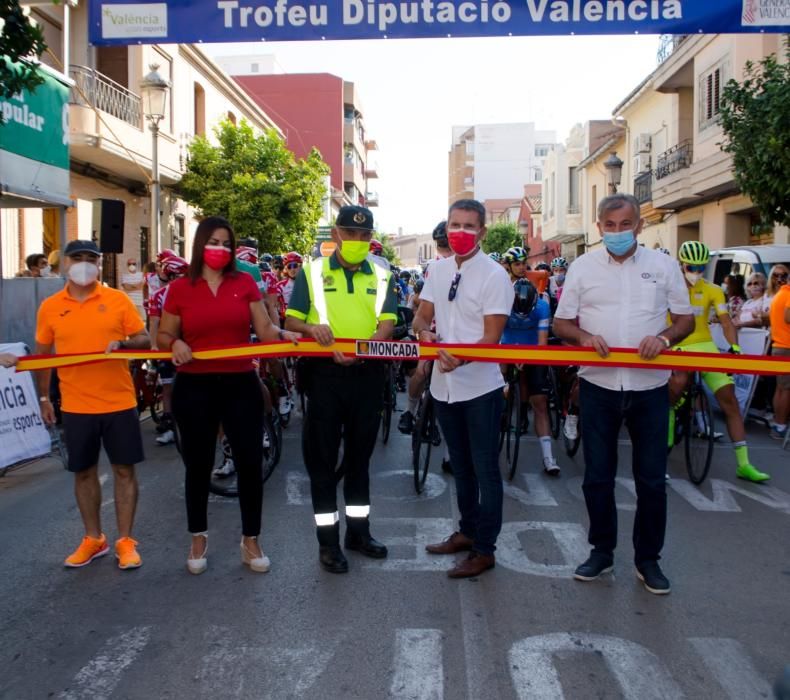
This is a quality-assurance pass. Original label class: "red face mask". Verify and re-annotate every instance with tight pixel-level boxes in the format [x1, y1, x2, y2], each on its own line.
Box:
[203, 245, 232, 270]
[448, 230, 478, 257]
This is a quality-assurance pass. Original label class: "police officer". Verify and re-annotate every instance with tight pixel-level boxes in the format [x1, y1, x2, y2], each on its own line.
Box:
[285, 205, 399, 573]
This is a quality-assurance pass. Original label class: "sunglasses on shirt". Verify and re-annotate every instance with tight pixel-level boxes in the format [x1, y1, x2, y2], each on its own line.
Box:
[287, 263, 301, 270]
[448, 272, 462, 301]
[684, 264, 706, 273]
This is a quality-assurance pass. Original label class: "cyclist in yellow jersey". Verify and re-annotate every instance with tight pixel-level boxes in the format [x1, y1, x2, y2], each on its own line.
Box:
[668, 241, 769, 483]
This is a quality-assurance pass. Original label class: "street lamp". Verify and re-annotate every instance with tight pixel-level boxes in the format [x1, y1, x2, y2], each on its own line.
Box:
[140, 64, 171, 255]
[603, 151, 623, 194]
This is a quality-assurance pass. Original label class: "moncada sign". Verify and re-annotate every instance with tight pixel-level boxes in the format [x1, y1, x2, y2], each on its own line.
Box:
[90, 0, 790, 44]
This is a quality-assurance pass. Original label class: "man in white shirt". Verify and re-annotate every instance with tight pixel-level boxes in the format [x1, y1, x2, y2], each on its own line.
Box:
[413, 200, 514, 579]
[121, 258, 145, 319]
[553, 193, 693, 595]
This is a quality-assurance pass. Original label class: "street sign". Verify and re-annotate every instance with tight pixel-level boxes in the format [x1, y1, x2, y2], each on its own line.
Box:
[89, 1, 790, 46]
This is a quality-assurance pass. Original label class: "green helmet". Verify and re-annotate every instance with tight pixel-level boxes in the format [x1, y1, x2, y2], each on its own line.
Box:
[678, 240, 710, 265]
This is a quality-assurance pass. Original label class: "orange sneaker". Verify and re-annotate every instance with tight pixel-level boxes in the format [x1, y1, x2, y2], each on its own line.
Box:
[64, 534, 109, 568]
[115, 537, 142, 570]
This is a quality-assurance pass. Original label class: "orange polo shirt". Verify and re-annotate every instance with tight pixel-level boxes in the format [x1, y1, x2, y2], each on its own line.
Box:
[35, 284, 145, 414]
[770, 284, 790, 349]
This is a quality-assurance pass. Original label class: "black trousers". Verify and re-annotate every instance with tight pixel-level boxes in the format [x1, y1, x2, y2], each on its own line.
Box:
[172, 371, 264, 536]
[301, 359, 385, 521]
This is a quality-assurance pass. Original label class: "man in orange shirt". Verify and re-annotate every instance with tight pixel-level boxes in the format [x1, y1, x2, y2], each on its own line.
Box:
[35, 240, 151, 570]
[768, 278, 790, 441]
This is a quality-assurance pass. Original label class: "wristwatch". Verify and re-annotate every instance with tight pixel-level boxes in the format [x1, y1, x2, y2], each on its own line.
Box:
[657, 334, 671, 349]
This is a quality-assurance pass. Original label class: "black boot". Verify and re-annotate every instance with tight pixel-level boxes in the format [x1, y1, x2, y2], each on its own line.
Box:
[316, 522, 348, 574]
[344, 516, 388, 559]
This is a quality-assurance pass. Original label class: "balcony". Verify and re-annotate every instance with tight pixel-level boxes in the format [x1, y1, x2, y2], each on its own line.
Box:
[652, 140, 698, 210]
[364, 165, 378, 179]
[656, 34, 688, 64]
[365, 191, 379, 207]
[70, 65, 141, 128]
[634, 171, 652, 204]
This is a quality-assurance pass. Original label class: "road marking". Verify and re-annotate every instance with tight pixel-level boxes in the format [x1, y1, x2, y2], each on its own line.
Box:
[504, 474, 558, 507]
[59, 626, 152, 700]
[495, 521, 589, 578]
[565, 476, 637, 512]
[509, 632, 683, 699]
[372, 518, 454, 571]
[286, 470, 310, 505]
[390, 629, 444, 700]
[376, 470, 447, 501]
[669, 478, 790, 514]
[689, 637, 772, 699]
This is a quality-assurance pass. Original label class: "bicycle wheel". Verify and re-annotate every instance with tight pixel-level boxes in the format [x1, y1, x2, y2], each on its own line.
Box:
[381, 364, 395, 444]
[505, 382, 522, 481]
[209, 438, 238, 498]
[499, 380, 514, 454]
[562, 414, 582, 457]
[547, 367, 562, 440]
[684, 379, 715, 484]
[412, 392, 434, 494]
[262, 413, 279, 484]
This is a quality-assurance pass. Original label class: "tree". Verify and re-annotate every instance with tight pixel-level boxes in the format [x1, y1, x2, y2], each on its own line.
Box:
[379, 234, 400, 265]
[178, 119, 330, 253]
[481, 222, 522, 255]
[719, 40, 790, 227]
[0, 0, 47, 115]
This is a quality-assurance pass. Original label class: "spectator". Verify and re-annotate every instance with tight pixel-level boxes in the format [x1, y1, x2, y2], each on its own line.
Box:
[121, 258, 145, 319]
[48, 250, 61, 276]
[553, 193, 693, 595]
[157, 217, 299, 575]
[768, 278, 790, 441]
[16, 253, 48, 277]
[762, 265, 790, 325]
[723, 274, 746, 318]
[734, 273, 767, 329]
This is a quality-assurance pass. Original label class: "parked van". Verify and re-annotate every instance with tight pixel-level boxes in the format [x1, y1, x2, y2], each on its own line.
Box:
[705, 245, 790, 285]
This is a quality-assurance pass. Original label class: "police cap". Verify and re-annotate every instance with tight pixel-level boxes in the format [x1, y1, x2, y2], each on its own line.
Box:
[336, 205, 374, 231]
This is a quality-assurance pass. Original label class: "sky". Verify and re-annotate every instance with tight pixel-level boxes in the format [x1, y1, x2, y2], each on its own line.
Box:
[206, 35, 660, 235]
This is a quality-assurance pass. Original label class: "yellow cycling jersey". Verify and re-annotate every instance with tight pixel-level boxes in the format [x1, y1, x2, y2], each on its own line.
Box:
[678, 279, 729, 346]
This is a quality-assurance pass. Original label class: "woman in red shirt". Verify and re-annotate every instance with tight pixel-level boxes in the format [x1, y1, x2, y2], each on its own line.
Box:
[158, 216, 299, 575]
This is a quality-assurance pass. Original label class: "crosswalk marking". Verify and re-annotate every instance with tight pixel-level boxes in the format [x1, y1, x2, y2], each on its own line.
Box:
[690, 637, 773, 699]
[59, 626, 152, 700]
[390, 629, 444, 700]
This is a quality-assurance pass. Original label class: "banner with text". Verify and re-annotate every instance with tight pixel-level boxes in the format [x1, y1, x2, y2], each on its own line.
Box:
[0, 344, 51, 470]
[89, 0, 790, 45]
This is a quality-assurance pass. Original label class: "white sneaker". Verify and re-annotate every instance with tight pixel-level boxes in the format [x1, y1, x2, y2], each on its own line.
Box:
[278, 395, 292, 415]
[156, 430, 175, 446]
[563, 415, 579, 440]
[543, 457, 561, 476]
[263, 431, 271, 449]
[212, 458, 235, 477]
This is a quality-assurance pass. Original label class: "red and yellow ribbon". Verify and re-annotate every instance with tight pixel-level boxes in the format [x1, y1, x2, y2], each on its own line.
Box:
[14, 339, 790, 376]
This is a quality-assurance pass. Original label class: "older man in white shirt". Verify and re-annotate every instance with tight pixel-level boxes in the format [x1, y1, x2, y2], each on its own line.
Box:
[412, 199, 514, 579]
[553, 193, 693, 595]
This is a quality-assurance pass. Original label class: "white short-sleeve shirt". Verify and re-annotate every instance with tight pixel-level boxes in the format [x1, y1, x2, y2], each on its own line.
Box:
[555, 246, 692, 392]
[420, 250, 514, 403]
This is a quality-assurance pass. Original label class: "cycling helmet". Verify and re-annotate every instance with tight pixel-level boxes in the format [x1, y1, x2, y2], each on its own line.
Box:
[414, 279, 424, 293]
[512, 278, 538, 316]
[259, 261, 272, 272]
[488, 252, 502, 263]
[161, 255, 188, 277]
[432, 221, 449, 247]
[657, 247, 672, 256]
[503, 246, 529, 264]
[399, 270, 412, 281]
[535, 262, 551, 272]
[261, 253, 273, 263]
[550, 256, 567, 269]
[678, 241, 710, 265]
[236, 246, 258, 264]
[156, 248, 177, 263]
[283, 252, 303, 265]
[370, 239, 384, 256]
[272, 254, 284, 269]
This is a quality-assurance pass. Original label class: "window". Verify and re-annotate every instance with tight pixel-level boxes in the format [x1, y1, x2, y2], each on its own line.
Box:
[591, 185, 598, 223]
[465, 140, 474, 156]
[700, 61, 728, 129]
[533, 169, 542, 182]
[227, 111, 237, 125]
[535, 144, 551, 157]
[251, 62, 259, 73]
[193, 83, 206, 136]
[568, 168, 579, 212]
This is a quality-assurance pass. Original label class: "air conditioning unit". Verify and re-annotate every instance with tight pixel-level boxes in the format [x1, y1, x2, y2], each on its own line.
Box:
[633, 153, 652, 174]
[633, 133, 652, 155]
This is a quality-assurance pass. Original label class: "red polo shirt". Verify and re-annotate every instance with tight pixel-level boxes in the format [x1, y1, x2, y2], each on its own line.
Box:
[164, 272, 262, 373]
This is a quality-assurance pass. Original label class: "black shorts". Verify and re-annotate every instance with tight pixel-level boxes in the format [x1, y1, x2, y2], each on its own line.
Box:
[61, 408, 145, 472]
[523, 365, 551, 396]
[157, 360, 176, 384]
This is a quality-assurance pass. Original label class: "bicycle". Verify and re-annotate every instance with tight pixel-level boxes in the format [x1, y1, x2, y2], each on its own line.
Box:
[381, 362, 396, 444]
[411, 361, 440, 494]
[498, 364, 525, 481]
[668, 370, 716, 484]
[131, 360, 163, 424]
[557, 366, 582, 458]
[546, 366, 562, 440]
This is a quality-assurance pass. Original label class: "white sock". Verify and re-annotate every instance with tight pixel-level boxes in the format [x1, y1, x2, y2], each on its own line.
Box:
[539, 436, 553, 461]
[407, 396, 419, 414]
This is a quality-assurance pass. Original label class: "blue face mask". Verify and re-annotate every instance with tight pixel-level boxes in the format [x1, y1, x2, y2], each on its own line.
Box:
[603, 230, 636, 256]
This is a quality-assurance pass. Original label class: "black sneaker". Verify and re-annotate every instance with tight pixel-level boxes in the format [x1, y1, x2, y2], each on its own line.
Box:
[398, 411, 414, 434]
[573, 552, 614, 581]
[636, 560, 671, 595]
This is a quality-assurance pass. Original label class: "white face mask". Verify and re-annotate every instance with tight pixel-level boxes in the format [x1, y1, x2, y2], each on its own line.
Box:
[128, 265, 137, 273]
[68, 261, 100, 286]
[41, 265, 52, 277]
[684, 271, 703, 285]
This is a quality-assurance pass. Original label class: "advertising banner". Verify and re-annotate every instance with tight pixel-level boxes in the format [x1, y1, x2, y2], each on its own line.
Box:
[0, 343, 51, 470]
[89, 0, 790, 46]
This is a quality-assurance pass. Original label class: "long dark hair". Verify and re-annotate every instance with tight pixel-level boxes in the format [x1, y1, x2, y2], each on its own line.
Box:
[189, 216, 237, 282]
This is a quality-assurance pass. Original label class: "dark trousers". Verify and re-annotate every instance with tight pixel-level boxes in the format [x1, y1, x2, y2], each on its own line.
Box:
[302, 360, 384, 534]
[433, 388, 505, 555]
[579, 379, 669, 564]
[172, 371, 264, 536]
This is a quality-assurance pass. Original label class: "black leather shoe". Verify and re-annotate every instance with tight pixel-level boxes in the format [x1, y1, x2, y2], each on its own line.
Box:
[319, 546, 348, 573]
[573, 552, 614, 581]
[344, 534, 388, 559]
